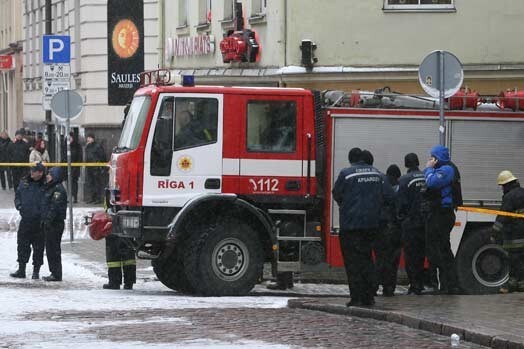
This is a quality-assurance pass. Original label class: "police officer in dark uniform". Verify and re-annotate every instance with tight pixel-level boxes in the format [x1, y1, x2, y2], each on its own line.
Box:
[424, 145, 460, 294]
[398, 153, 427, 295]
[493, 170, 524, 293]
[375, 164, 402, 297]
[333, 148, 393, 306]
[10, 162, 46, 279]
[41, 167, 67, 281]
[104, 236, 137, 290]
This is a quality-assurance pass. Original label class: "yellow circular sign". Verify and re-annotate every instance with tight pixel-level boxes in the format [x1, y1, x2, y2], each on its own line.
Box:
[112, 19, 140, 59]
[178, 156, 193, 172]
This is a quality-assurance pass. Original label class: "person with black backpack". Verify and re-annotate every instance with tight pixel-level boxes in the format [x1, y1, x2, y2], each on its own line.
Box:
[398, 153, 427, 295]
[423, 145, 461, 295]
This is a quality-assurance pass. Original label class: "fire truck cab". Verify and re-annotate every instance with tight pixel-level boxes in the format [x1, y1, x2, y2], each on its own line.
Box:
[98, 70, 520, 296]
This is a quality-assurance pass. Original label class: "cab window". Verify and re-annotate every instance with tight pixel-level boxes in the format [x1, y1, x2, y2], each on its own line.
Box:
[174, 97, 218, 150]
[247, 100, 296, 152]
[150, 97, 174, 176]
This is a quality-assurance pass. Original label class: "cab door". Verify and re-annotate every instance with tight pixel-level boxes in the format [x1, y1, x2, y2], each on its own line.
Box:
[238, 96, 305, 198]
[143, 93, 223, 207]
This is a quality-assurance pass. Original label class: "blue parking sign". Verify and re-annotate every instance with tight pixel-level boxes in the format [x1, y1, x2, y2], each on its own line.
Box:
[43, 35, 70, 63]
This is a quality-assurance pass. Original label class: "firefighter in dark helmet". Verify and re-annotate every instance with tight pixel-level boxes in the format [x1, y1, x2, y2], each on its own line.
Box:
[493, 170, 524, 293]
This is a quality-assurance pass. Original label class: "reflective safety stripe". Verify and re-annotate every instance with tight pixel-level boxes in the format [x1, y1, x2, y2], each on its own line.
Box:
[408, 177, 425, 187]
[344, 171, 380, 180]
[122, 259, 136, 266]
[107, 260, 136, 268]
[502, 242, 524, 250]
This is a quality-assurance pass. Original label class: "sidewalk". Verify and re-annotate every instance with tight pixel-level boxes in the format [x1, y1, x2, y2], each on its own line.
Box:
[288, 293, 524, 349]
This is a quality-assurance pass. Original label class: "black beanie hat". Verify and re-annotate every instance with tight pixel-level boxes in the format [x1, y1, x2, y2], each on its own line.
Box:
[404, 153, 420, 168]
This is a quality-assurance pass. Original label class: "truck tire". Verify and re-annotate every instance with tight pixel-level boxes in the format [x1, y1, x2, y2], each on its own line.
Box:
[184, 219, 264, 296]
[152, 245, 194, 294]
[455, 228, 509, 294]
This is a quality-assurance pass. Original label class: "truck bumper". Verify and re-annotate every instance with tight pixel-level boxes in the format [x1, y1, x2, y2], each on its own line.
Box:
[110, 210, 143, 238]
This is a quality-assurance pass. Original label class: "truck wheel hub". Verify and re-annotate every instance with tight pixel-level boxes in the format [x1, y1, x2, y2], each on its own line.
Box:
[212, 238, 249, 281]
[472, 244, 509, 287]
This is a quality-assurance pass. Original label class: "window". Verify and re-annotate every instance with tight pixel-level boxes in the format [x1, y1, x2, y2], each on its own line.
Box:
[174, 97, 218, 150]
[119, 96, 152, 150]
[251, 0, 266, 15]
[178, 0, 188, 27]
[247, 101, 296, 153]
[223, 0, 234, 20]
[198, 0, 212, 25]
[151, 97, 174, 176]
[384, 0, 454, 11]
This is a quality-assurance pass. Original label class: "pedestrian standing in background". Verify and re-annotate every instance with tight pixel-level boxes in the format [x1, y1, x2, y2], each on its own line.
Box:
[85, 133, 107, 204]
[41, 167, 67, 282]
[29, 139, 50, 163]
[374, 164, 402, 297]
[0, 131, 13, 190]
[333, 148, 392, 306]
[10, 162, 46, 279]
[103, 235, 137, 290]
[398, 153, 427, 295]
[493, 170, 524, 293]
[423, 145, 461, 294]
[61, 132, 83, 203]
[9, 129, 31, 189]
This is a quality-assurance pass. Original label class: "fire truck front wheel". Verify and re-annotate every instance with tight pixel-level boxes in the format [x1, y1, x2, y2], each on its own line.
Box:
[455, 228, 510, 294]
[184, 219, 264, 296]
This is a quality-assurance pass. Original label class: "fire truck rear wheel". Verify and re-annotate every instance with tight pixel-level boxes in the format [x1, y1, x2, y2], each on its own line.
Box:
[455, 228, 509, 294]
[184, 219, 264, 296]
[152, 244, 194, 294]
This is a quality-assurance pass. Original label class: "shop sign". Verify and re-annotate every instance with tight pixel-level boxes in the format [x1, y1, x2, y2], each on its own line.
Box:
[165, 35, 215, 61]
[0, 55, 14, 70]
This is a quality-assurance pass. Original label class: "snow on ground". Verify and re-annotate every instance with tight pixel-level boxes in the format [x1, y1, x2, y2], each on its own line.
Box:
[0, 231, 295, 348]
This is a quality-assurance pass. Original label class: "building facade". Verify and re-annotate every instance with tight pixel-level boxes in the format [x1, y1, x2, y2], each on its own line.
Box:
[22, 0, 159, 158]
[162, 0, 524, 95]
[0, 0, 23, 137]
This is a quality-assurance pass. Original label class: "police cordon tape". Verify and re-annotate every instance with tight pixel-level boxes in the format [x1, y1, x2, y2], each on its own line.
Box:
[458, 206, 524, 219]
[0, 162, 108, 167]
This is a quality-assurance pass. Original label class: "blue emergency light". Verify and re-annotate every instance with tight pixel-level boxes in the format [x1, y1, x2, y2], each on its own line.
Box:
[182, 75, 195, 87]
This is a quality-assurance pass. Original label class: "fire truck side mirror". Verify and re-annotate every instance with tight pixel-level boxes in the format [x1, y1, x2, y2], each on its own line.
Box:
[300, 40, 318, 70]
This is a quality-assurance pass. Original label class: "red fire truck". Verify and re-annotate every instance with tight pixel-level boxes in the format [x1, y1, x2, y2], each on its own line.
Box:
[90, 70, 523, 296]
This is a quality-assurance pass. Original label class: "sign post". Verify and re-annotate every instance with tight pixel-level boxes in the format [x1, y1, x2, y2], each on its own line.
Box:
[51, 90, 83, 243]
[419, 50, 463, 145]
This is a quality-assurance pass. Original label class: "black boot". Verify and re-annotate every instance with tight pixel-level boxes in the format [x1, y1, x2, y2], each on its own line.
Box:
[103, 283, 120, 290]
[123, 283, 133, 290]
[32, 265, 41, 280]
[43, 274, 62, 282]
[10, 263, 26, 278]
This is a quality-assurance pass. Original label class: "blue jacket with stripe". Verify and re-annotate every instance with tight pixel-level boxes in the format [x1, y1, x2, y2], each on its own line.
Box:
[333, 161, 393, 231]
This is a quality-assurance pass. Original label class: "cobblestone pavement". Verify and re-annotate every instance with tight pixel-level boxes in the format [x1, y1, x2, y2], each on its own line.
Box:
[3, 303, 486, 348]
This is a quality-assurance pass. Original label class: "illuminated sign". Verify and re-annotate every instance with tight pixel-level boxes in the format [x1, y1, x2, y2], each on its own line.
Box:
[219, 30, 259, 63]
[0, 55, 14, 70]
[165, 35, 215, 61]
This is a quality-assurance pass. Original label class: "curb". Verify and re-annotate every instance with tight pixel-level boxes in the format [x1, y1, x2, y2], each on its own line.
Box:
[287, 299, 524, 349]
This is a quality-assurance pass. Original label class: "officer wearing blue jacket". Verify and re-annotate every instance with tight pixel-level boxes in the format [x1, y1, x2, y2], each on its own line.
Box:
[424, 145, 459, 294]
[10, 162, 46, 279]
[333, 148, 393, 306]
[42, 167, 67, 281]
[398, 153, 427, 295]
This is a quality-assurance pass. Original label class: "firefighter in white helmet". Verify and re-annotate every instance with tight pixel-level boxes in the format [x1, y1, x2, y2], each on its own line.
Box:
[493, 170, 524, 293]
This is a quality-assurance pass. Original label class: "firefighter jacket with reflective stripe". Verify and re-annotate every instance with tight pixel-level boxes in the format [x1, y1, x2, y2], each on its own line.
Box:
[333, 161, 393, 231]
[398, 168, 427, 227]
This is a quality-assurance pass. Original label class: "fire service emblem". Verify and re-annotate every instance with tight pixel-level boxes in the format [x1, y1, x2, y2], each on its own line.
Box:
[177, 156, 193, 172]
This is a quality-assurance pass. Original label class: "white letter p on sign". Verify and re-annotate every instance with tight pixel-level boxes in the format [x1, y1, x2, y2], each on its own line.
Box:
[49, 39, 64, 60]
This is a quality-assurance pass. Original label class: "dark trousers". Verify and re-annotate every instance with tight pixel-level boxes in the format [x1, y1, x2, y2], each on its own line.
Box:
[0, 168, 12, 189]
[374, 224, 401, 291]
[45, 221, 65, 278]
[11, 167, 27, 190]
[426, 208, 458, 290]
[86, 168, 103, 202]
[402, 222, 426, 290]
[17, 219, 44, 266]
[339, 229, 377, 302]
[106, 236, 136, 285]
[71, 176, 79, 201]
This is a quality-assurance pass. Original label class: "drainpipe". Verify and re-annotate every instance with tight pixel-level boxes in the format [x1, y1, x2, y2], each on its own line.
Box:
[159, 0, 165, 68]
[280, 0, 288, 87]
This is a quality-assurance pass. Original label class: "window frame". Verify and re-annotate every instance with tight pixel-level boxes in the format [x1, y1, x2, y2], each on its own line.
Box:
[173, 96, 219, 151]
[251, 0, 267, 16]
[177, 0, 188, 28]
[197, 0, 212, 26]
[383, 0, 455, 12]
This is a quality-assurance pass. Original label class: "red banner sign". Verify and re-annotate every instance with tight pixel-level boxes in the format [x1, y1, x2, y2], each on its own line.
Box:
[0, 55, 14, 70]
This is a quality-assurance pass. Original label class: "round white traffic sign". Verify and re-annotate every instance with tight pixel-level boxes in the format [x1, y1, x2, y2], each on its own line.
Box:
[51, 90, 83, 120]
[419, 50, 463, 98]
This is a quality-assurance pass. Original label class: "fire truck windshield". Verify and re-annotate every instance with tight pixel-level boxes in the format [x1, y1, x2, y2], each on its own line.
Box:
[118, 95, 152, 151]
